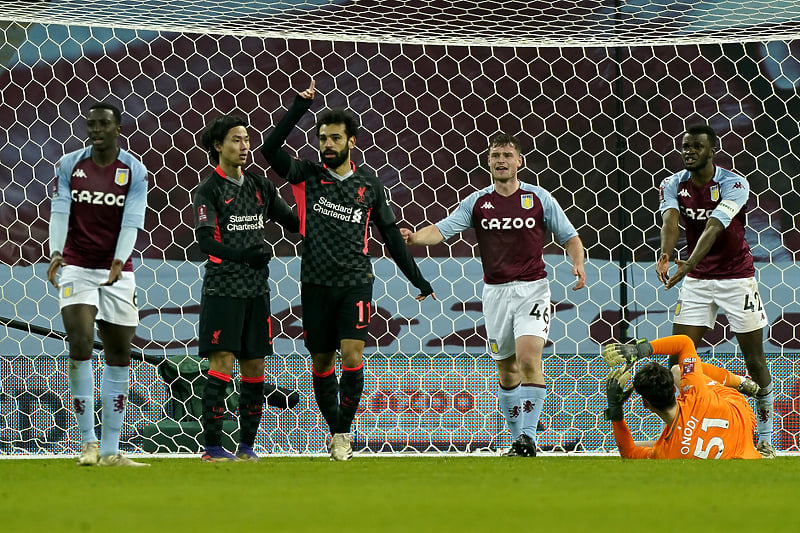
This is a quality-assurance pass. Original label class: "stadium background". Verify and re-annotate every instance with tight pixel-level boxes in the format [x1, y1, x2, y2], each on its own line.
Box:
[1, 0, 799, 455]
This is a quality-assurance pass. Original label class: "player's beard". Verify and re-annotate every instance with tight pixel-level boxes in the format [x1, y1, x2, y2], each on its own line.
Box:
[321, 147, 349, 170]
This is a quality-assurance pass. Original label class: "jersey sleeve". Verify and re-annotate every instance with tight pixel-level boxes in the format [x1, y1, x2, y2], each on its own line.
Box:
[371, 179, 396, 227]
[50, 151, 81, 215]
[710, 174, 749, 228]
[658, 174, 680, 214]
[435, 190, 479, 240]
[120, 154, 148, 230]
[539, 188, 579, 245]
[192, 181, 218, 230]
[611, 420, 657, 459]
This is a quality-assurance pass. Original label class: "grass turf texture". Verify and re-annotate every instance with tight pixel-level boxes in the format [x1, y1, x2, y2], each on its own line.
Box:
[2, 456, 795, 532]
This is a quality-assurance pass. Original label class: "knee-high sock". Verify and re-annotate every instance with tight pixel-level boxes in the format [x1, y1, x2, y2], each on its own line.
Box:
[100, 364, 130, 457]
[238, 376, 264, 447]
[337, 364, 364, 434]
[755, 381, 775, 444]
[313, 368, 339, 434]
[202, 370, 230, 448]
[497, 382, 522, 440]
[519, 383, 546, 441]
[68, 358, 97, 444]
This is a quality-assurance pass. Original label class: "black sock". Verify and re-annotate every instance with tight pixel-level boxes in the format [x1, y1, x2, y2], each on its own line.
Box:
[337, 364, 364, 434]
[201, 371, 230, 448]
[238, 378, 264, 447]
[313, 369, 339, 434]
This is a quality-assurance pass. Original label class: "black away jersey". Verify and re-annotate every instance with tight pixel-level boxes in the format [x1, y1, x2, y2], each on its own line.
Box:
[193, 166, 295, 297]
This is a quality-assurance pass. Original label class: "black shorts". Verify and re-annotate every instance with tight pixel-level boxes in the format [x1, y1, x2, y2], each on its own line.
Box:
[198, 293, 273, 360]
[301, 282, 372, 353]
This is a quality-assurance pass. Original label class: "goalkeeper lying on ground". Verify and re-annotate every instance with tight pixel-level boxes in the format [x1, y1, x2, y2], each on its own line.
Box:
[602, 335, 762, 459]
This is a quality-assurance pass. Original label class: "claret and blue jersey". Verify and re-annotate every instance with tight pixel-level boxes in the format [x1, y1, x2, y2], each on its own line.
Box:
[435, 182, 578, 284]
[50, 146, 148, 272]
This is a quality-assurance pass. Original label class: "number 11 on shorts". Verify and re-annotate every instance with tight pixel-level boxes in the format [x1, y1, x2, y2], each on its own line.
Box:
[356, 300, 371, 329]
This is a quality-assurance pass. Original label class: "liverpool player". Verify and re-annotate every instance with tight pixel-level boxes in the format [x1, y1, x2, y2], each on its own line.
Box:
[47, 101, 149, 467]
[656, 123, 774, 458]
[603, 335, 762, 459]
[402, 133, 586, 457]
[260, 80, 434, 461]
[193, 114, 299, 462]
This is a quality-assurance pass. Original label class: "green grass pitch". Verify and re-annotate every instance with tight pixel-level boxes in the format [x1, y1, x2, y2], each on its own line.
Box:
[3, 455, 796, 532]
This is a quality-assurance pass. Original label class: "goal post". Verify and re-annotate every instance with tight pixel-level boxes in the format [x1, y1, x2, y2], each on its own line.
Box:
[1, 1, 799, 455]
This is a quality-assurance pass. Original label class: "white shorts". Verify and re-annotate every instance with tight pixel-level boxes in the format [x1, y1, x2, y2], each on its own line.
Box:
[58, 265, 139, 327]
[483, 279, 551, 361]
[674, 277, 768, 334]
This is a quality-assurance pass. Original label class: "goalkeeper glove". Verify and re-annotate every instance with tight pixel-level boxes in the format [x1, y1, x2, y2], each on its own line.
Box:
[601, 338, 653, 369]
[237, 245, 272, 269]
[604, 367, 634, 421]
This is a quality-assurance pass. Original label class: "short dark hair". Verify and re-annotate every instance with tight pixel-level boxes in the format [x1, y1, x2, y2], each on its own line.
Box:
[200, 114, 247, 164]
[88, 101, 122, 125]
[315, 108, 359, 139]
[684, 123, 717, 148]
[489, 133, 522, 154]
[633, 362, 677, 411]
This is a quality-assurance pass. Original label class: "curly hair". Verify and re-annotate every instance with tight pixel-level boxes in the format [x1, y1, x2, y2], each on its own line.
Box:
[315, 108, 359, 139]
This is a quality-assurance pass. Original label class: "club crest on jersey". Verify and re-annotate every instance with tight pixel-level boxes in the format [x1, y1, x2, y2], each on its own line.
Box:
[114, 168, 129, 186]
[710, 185, 720, 202]
[521, 194, 534, 209]
[356, 186, 367, 204]
[488, 339, 499, 354]
[255, 190, 263, 206]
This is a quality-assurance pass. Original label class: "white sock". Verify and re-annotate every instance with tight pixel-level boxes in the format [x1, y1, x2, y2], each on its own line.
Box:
[68, 358, 97, 444]
[100, 364, 130, 457]
[519, 383, 546, 441]
[755, 381, 774, 444]
[497, 383, 521, 440]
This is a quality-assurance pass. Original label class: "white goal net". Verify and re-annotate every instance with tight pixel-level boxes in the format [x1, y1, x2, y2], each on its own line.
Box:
[1, 0, 799, 456]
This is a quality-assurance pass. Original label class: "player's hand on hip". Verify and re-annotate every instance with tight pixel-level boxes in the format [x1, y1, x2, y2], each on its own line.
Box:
[298, 79, 315, 100]
[656, 253, 671, 285]
[101, 259, 124, 286]
[47, 252, 64, 289]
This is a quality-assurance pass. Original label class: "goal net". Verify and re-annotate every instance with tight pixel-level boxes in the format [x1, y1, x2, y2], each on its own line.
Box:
[1, 0, 799, 456]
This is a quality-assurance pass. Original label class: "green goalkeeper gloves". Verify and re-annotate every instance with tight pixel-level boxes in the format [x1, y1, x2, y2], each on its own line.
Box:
[601, 338, 653, 369]
[604, 368, 634, 422]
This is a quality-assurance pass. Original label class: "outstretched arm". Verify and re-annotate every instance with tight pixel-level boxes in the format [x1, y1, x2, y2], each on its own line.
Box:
[377, 221, 435, 301]
[400, 224, 444, 246]
[260, 80, 315, 179]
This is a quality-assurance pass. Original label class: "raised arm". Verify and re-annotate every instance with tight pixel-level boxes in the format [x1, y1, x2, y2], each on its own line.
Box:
[260, 80, 315, 179]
